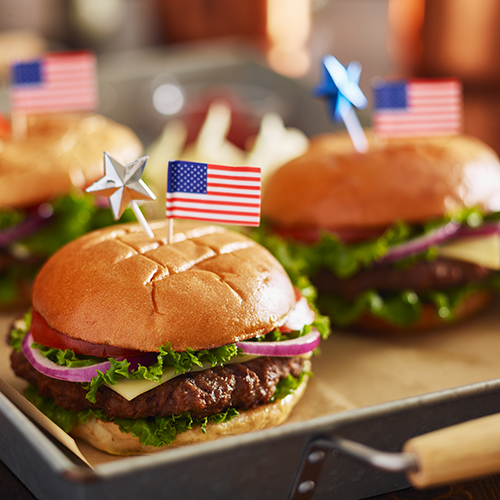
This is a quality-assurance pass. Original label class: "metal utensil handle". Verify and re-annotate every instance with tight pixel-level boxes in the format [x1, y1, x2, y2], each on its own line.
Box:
[290, 436, 418, 500]
[291, 412, 500, 498]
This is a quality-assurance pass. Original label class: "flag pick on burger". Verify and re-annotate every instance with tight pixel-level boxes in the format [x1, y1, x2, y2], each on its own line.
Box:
[86, 153, 156, 238]
[371, 78, 463, 139]
[313, 55, 369, 153]
[8, 50, 97, 140]
[166, 160, 262, 243]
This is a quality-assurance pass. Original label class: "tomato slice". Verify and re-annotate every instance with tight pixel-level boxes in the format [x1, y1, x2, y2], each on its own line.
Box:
[30, 309, 144, 358]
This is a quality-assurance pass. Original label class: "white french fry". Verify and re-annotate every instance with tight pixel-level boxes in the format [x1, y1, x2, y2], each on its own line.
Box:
[195, 100, 232, 159]
[188, 99, 246, 165]
[246, 112, 309, 189]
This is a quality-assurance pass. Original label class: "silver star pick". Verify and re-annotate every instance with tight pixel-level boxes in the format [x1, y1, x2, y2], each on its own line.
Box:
[86, 153, 157, 238]
[86, 153, 156, 219]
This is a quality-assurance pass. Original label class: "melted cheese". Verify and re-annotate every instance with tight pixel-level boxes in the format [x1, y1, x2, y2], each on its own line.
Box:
[106, 355, 258, 401]
[438, 234, 500, 269]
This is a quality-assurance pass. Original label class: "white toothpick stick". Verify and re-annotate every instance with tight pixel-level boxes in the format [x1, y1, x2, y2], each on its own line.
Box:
[340, 105, 369, 153]
[11, 111, 27, 142]
[167, 218, 174, 244]
[130, 201, 155, 239]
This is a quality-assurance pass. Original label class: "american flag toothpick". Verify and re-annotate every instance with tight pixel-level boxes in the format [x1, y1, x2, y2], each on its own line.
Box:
[372, 78, 462, 138]
[9, 51, 97, 114]
[166, 160, 262, 244]
[9, 50, 97, 141]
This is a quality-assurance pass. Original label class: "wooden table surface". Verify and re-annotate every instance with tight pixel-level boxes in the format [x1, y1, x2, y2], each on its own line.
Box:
[2, 456, 500, 500]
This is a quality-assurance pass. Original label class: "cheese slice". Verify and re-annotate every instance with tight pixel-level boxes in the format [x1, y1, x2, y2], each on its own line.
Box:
[106, 355, 258, 401]
[438, 233, 500, 269]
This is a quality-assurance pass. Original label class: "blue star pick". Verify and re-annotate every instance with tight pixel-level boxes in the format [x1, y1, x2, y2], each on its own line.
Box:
[314, 55, 368, 122]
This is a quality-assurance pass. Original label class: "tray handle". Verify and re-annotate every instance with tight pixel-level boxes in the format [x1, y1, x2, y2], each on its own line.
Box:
[291, 412, 500, 498]
[404, 411, 500, 487]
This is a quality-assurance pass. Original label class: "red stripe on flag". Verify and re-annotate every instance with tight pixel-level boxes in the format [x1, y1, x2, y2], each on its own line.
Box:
[167, 197, 260, 208]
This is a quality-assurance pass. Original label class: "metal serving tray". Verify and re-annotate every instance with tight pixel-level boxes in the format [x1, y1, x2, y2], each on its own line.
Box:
[3, 335, 500, 500]
[1, 46, 499, 499]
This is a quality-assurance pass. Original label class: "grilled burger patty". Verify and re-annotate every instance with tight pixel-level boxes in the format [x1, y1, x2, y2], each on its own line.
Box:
[312, 258, 494, 301]
[11, 351, 305, 419]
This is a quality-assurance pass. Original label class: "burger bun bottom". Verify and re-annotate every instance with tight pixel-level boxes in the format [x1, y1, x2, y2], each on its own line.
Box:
[355, 289, 493, 333]
[71, 364, 310, 456]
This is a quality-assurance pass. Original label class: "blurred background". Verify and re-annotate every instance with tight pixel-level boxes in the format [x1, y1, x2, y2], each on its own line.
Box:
[0, 0, 498, 154]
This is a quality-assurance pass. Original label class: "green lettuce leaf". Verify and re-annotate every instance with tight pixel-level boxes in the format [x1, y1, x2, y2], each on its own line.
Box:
[318, 280, 491, 328]
[252, 220, 415, 283]
[269, 370, 309, 402]
[9, 310, 32, 352]
[0, 208, 25, 231]
[18, 191, 135, 257]
[32, 344, 104, 368]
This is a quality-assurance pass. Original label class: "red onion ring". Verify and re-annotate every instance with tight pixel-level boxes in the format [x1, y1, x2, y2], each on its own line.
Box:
[22, 332, 157, 382]
[236, 328, 321, 357]
[455, 221, 500, 239]
[378, 221, 461, 264]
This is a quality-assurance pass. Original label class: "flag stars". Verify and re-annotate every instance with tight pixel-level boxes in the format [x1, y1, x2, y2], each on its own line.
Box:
[168, 161, 207, 194]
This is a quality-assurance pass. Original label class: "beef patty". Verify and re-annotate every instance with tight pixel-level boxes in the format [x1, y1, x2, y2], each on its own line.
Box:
[313, 258, 493, 301]
[11, 351, 305, 420]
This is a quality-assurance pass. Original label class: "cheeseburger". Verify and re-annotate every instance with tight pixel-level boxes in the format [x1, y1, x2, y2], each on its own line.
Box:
[9, 220, 327, 455]
[259, 131, 500, 331]
[0, 113, 142, 308]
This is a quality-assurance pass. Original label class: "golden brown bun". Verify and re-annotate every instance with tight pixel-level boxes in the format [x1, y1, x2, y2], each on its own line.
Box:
[0, 114, 143, 209]
[356, 289, 493, 333]
[262, 131, 500, 230]
[71, 367, 309, 455]
[32, 220, 296, 352]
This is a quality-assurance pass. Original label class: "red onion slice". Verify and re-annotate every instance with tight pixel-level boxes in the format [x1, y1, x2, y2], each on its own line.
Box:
[22, 332, 157, 382]
[455, 221, 500, 239]
[379, 221, 461, 264]
[236, 328, 321, 357]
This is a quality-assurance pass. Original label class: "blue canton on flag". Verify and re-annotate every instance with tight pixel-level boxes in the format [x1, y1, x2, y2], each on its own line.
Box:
[11, 61, 42, 85]
[167, 161, 207, 194]
[373, 81, 407, 110]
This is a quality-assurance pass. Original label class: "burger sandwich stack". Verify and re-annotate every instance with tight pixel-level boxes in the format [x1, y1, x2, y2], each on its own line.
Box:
[259, 130, 500, 331]
[0, 113, 143, 308]
[9, 220, 328, 454]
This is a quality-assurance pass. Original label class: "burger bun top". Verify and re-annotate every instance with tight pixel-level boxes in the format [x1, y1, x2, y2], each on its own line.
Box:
[262, 131, 500, 230]
[0, 113, 143, 209]
[32, 220, 296, 352]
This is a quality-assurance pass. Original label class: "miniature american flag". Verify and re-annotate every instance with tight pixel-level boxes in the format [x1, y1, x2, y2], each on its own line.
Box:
[9, 51, 97, 114]
[166, 160, 261, 226]
[372, 79, 462, 138]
